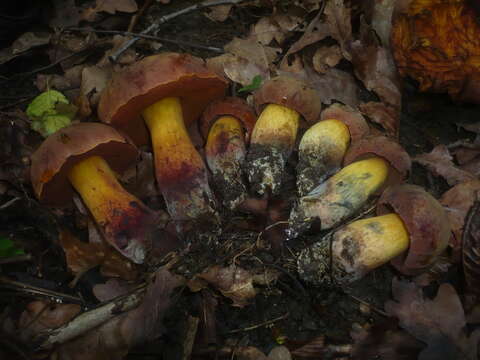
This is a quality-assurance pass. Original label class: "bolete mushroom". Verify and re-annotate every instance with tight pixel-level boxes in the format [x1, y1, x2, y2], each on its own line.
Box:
[246, 76, 321, 196]
[30, 123, 158, 264]
[297, 184, 451, 284]
[200, 97, 257, 210]
[98, 53, 228, 229]
[297, 103, 370, 196]
[288, 135, 411, 239]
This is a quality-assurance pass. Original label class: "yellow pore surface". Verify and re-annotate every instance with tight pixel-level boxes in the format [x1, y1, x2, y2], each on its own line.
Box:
[251, 104, 300, 149]
[67, 155, 138, 226]
[206, 115, 243, 151]
[299, 119, 350, 154]
[142, 97, 204, 173]
[330, 157, 389, 197]
[339, 213, 409, 268]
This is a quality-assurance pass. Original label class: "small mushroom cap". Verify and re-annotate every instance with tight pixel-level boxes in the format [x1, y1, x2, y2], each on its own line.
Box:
[98, 52, 229, 145]
[320, 103, 370, 142]
[200, 97, 257, 143]
[31, 122, 138, 207]
[377, 184, 451, 275]
[253, 76, 321, 123]
[343, 135, 411, 180]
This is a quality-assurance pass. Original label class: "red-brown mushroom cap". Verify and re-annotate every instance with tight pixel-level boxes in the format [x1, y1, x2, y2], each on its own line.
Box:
[343, 135, 411, 180]
[320, 103, 370, 142]
[31, 122, 138, 207]
[377, 184, 451, 275]
[200, 97, 257, 143]
[98, 52, 229, 145]
[253, 76, 321, 123]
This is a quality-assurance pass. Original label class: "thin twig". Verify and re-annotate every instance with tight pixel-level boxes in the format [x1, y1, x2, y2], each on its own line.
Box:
[226, 312, 289, 334]
[109, 0, 247, 62]
[67, 27, 223, 53]
[0, 276, 83, 304]
[0, 254, 33, 265]
[127, 0, 154, 32]
[0, 197, 21, 210]
[344, 292, 388, 317]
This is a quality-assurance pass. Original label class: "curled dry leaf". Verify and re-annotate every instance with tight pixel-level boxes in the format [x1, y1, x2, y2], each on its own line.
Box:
[198, 265, 256, 307]
[35, 74, 72, 92]
[385, 278, 480, 360]
[76, 65, 110, 118]
[204, 4, 232, 22]
[207, 53, 269, 87]
[312, 45, 342, 74]
[359, 101, 399, 137]
[82, 0, 138, 21]
[224, 37, 281, 71]
[350, 18, 401, 110]
[462, 200, 480, 300]
[0, 32, 51, 65]
[369, 0, 396, 48]
[414, 145, 475, 186]
[59, 229, 138, 281]
[440, 180, 480, 251]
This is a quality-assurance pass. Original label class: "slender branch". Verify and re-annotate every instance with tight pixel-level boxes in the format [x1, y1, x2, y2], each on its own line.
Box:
[35, 286, 146, 349]
[67, 27, 223, 53]
[109, 0, 247, 62]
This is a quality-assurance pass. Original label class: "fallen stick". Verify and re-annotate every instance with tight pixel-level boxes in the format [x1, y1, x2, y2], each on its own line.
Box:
[109, 0, 247, 62]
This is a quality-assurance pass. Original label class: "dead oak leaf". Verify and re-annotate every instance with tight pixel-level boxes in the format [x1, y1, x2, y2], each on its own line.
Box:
[207, 53, 269, 87]
[224, 37, 281, 70]
[94, 0, 138, 14]
[414, 145, 475, 186]
[385, 278, 480, 360]
[198, 265, 256, 307]
[440, 180, 480, 252]
[204, 4, 232, 22]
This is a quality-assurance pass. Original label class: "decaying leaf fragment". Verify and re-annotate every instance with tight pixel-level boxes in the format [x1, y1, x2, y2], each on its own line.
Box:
[385, 278, 480, 360]
[391, 0, 480, 103]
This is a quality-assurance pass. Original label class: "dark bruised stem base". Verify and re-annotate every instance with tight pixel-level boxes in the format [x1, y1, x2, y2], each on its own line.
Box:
[246, 104, 300, 196]
[142, 97, 218, 232]
[68, 156, 156, 264]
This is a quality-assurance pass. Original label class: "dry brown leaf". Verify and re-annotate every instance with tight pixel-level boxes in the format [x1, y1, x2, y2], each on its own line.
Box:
[97, 35, 138, 67]
[350, 18, 401, 109]
[198, 265, 256, 307]
[19, 301, 81, 338]
[235, 347, 268, 360]
[251, 17, 285, 45]
[369, 0, 396, 48]
[268, 346, 291, 360]
[385, 278, 480, 360]
[224, 37, 281, 70]
[35, 74, 72, 92]
[59, 229, 138, 281]
[204, 4, 232, 22]
[309, 67, 359, 108]
[359, 101, 399, 137]
[461, 200, 480, 302]
[312, 45, 342, 73]
[414, 145, 475, 186]
[50, 0, 82, 28]
[206, 53, 269, 87]
[440, 180, 480, 251]
[95, 0, 138, 14]
[93, 278, 134, 302]
[12, 32, 50, 54]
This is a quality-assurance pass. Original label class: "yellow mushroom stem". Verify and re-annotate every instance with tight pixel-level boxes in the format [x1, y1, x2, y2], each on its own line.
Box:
[288, 157, 389, 238]
[68, 156, 154, 264]
[246, 103, 300, 196]
[142, 97, 216, 224]
[297, 119, 351, 196]
[205, 115, 247, 210]
[331, 213, 409, 282]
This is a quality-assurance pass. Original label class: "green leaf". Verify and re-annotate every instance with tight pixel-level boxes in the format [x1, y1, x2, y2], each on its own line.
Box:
[0, 237, 24, 257]
[238, 75, 263, 93]
[26, 90, 77, 137]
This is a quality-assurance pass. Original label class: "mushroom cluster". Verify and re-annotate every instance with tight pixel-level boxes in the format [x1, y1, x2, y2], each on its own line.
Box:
[29, 52, 451, 282]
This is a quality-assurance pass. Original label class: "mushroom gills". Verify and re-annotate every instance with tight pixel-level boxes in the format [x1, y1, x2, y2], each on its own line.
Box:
[246, 103, 300, 196]
[288, 157, 389, 238]
[297, 119, 350, 196]
[297, 213, 409, 285]
[68, 155, 155, 264]
[142, 97, 217, 224]
[205, 115, 247, 210]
